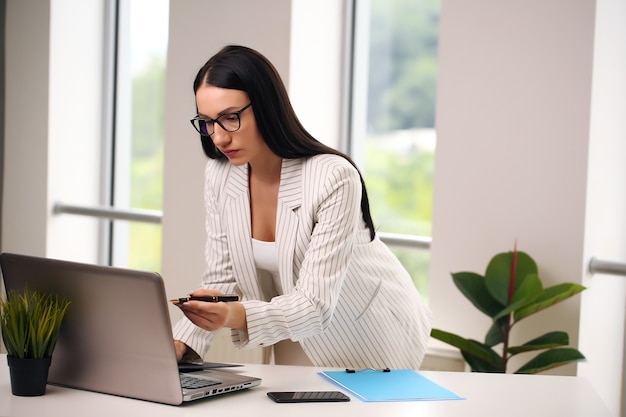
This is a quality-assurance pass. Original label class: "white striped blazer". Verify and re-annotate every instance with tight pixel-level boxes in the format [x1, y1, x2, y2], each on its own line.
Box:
[172, 154, 433, 369]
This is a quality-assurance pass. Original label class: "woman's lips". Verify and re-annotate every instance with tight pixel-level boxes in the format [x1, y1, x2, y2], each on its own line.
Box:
[221, 149, 239, 158]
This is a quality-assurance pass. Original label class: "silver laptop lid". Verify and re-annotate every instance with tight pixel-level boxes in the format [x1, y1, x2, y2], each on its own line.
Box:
[0, 252, 184, 404]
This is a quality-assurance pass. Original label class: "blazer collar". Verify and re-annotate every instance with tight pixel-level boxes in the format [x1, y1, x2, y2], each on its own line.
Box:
[224, 158, 303, 210]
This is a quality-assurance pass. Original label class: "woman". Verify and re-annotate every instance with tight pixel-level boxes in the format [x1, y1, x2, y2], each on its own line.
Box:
[173, 45, 432, 369]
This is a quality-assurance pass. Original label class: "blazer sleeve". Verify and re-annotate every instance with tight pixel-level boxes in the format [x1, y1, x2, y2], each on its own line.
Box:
[235, 156, 362, 347]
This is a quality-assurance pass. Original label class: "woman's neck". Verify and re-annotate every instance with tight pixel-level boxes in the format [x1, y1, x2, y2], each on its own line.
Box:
[248, 154, 282, 184]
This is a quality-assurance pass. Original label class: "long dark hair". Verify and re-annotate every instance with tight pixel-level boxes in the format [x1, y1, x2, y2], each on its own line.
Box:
[193, 45, 375, 240]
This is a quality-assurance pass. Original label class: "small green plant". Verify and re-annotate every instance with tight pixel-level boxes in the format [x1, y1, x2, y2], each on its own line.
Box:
[1, 287, 71, 359]
[431, 247, 586, 374]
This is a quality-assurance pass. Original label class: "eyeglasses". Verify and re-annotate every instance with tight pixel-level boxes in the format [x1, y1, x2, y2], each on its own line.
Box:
[189, 103, 252, 137]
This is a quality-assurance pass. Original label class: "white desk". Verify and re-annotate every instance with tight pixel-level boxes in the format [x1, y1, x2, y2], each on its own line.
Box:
[0, 354, 611, 417]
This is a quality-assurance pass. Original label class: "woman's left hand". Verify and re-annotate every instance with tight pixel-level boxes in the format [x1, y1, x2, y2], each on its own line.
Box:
[176, 289, 246, 332]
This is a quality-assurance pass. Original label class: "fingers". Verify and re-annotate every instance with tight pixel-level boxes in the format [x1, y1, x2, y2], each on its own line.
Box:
[188, 288, 223, 297]
[179, 300, 229, 332]
[174, 340, 187, 361]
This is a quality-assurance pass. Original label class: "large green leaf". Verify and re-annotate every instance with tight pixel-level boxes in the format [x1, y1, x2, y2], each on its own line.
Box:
[485, 251, 538, 306]
[431, 328, 501, 367]
[484, 318, 507, 347]
[514, 283, 587, 322]
[507, 331, 569, 355]
[462, 349, 502, 373]
[492, 273, 543, 321]
[515, 348, 586, 374]
[451, 272, 504, 318]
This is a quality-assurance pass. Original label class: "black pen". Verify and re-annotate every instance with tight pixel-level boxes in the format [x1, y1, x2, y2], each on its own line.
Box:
[170, 295, 240, 304]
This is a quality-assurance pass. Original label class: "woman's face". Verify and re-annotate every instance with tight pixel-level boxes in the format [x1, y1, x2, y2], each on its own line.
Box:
[195, 84, 272, 166]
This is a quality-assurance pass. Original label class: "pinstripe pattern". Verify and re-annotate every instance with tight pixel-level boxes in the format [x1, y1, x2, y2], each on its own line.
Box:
[172, 154, 432, 369]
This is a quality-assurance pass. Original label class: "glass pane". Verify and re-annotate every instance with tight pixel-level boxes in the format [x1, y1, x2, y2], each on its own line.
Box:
[113, 0, 169, 271]
[391, 247, 431, 296]
[352, 0, 440, 297]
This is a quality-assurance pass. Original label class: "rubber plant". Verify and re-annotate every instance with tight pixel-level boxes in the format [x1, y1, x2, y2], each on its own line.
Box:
[431, 246, 586, 374]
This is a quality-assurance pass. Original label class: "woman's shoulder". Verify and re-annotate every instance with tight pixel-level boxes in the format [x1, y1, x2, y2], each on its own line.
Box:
[301, 153, 357, 173]
[296, 154, 360, 191]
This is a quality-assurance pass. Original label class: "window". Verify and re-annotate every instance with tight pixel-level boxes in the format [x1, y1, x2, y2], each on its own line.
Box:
[49, 1, 435, 285]
[350, 0, 440, 296]
[110, 0, 169, 271]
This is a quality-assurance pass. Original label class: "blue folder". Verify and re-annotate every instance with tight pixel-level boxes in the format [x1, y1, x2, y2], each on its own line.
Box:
[319, 369, 464, 402]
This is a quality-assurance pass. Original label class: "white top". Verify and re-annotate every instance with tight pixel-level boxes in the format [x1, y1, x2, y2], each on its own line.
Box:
[251, 238, 279, 273]
[252, 238, 311, 365]
[251, 237, 283, 302]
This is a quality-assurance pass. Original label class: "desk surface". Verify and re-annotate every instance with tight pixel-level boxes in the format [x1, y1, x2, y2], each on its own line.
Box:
[0, 354, 611, 417]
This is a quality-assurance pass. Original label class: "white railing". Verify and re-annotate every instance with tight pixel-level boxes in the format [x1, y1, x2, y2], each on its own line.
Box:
[377, 232, 431, 250]
[52, 203, 433, 250]
[53, 202, 162, 224]
[57, 203, 626, 277]
[589, 257, 626, 277]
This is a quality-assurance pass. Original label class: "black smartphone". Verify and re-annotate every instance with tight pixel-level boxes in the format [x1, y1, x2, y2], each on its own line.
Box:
[267, 391, 350, 403]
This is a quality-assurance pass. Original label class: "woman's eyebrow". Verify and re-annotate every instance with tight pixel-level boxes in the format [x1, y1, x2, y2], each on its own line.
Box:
[197, 105, 242, 119]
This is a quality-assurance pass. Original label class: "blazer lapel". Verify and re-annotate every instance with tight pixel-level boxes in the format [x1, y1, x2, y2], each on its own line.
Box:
[223, 163, 263, 300]
[276, 159, 302, 292]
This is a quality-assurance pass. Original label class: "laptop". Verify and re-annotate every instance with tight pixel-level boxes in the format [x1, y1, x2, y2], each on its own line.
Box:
[0, 252, 261, 405]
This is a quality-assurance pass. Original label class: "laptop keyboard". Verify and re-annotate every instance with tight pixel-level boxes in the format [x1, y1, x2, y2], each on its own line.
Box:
[180, 374, 221, 389]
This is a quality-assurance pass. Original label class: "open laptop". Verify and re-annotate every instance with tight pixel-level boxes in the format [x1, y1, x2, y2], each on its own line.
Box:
[0, 252, 261, 405]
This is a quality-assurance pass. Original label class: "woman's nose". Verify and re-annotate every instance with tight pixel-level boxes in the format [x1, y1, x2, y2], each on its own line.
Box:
[211, 126, 231, 146]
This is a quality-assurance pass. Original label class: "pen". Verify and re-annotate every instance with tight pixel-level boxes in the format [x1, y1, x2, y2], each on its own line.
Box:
[169, 295, 240, 304]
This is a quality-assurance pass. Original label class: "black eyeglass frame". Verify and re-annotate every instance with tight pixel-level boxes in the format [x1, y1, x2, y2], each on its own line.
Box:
[189, 102, 252, 137]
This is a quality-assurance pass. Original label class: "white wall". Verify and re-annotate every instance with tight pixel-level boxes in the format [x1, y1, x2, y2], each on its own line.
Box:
[431, 0, 625, 414]
[431, 0, 591, 369]
[580, 0, 626, 413]
[2, 0, 106, 263]
[3, 0, 51, 257]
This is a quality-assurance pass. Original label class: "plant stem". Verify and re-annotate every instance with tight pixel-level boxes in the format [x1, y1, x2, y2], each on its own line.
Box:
[502, 244, 518, 373]
[501, 313, 511, 373]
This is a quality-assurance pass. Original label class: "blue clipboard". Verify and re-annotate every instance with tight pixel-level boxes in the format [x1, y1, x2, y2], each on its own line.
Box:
[318, 369, 465, 402]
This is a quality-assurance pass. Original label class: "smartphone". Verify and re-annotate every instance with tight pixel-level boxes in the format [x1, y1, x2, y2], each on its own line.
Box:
[267, 391, 350, 403]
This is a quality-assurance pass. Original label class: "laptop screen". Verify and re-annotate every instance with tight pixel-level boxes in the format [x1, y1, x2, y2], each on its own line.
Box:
[0, 252, 187, 404]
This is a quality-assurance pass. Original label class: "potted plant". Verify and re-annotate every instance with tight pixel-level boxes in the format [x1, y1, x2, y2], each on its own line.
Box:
[430, 246, 586, 374]
[0, 286, 70, 396]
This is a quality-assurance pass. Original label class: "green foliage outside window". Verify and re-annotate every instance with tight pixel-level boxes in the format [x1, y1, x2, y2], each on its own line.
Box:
[128, 54, 165, 272]
[362, 0, 440, 296]
[367, 0, 440, 133]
